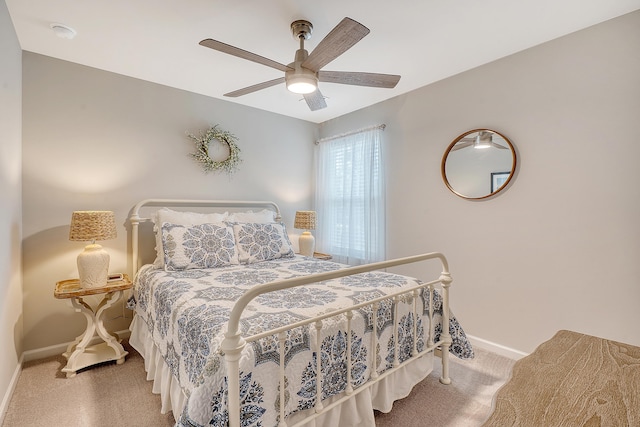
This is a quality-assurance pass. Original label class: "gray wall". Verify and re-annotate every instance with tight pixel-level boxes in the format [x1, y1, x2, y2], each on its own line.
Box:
[0, 0, 23, 415]
[319, 11, 640, 353]
[21, 54, 317, 351]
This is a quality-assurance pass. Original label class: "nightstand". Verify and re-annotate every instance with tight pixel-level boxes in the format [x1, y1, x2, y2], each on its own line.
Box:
[54, 275, 132, 378]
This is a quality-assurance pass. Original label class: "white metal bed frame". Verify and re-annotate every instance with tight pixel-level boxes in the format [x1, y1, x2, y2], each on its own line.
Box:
[129, 199, 453, 427]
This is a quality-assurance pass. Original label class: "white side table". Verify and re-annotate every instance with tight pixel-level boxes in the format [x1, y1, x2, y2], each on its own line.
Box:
[54, 275, 132, 378]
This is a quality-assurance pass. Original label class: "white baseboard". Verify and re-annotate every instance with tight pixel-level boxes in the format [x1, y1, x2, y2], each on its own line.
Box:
[22, 329, 131, 362]
[466, 334, 529, 360]
[0, 354, 23, 425]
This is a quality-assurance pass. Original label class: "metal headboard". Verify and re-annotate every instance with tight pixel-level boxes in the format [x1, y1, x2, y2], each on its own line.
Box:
[129, 199, 282, 274]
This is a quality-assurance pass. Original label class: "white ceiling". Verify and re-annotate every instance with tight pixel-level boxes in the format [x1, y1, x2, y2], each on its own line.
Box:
[6, 0, 640, 124]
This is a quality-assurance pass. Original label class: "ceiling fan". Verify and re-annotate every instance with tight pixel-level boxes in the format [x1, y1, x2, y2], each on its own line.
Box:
[452, 131, 509, 151]
[199, 17, 401, 111]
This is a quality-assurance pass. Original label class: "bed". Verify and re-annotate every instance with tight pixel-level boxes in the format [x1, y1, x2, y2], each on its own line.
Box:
[127, 199, 473, 427]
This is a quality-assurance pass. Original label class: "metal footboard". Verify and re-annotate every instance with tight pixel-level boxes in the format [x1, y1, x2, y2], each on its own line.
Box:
[221, 253, 453, 427]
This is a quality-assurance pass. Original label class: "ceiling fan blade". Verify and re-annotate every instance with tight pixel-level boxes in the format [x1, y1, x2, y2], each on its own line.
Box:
[199, 39, 293, 72]
[224, 77, 285, 97]
[490, 142, 508, 149]
[451, 141, 473, 151]
[303, 90, 327, 111]
[318, 70, 400, 88]
[301, 17, 370, 72]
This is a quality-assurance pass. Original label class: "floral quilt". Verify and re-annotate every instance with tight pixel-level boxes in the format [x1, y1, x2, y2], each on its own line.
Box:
[131, 256, 473, 427]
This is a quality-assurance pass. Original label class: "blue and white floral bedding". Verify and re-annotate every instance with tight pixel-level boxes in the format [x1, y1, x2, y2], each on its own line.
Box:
[131, 255, 473, 427]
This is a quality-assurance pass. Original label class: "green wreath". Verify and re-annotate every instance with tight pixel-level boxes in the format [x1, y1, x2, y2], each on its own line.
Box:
[187, 125, 242, 174]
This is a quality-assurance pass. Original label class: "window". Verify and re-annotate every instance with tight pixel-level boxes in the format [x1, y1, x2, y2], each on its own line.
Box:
[314, 127, 385, 265]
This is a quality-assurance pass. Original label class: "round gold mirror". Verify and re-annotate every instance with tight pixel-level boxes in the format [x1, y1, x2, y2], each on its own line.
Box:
[441, 129, 517, 199]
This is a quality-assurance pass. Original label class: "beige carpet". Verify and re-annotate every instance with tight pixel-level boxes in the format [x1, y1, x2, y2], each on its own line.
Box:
[2, 341, 514, 427]
[2, 341, 175, 427]
[483, 330, 640, 427]
[376, 348, 515, 427]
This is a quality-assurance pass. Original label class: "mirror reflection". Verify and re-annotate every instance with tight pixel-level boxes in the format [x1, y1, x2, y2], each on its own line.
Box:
[441, 129, 516, 199]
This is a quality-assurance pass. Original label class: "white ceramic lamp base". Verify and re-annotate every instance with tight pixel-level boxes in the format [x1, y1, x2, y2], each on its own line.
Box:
[77, 243, 110, 288]
[299, 231, 315, 257]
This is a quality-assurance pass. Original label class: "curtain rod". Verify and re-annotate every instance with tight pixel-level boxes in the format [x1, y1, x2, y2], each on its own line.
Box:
[315, 124, 386, 145]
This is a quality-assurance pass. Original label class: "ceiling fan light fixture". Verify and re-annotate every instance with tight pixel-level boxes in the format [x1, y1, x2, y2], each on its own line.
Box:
[473, 134, 491, 149]
[286, 72, 317, 94]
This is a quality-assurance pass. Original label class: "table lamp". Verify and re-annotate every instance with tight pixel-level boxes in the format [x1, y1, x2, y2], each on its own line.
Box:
[69, 211, 117, 288]
[294, 210, 316, 257]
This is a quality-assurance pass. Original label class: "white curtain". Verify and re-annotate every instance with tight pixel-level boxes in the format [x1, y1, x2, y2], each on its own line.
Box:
[314, 127, 386, 265]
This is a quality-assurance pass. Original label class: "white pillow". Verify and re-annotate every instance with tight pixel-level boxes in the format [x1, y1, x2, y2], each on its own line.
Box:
[228, 209, 275, 224]
[154, 207, 229, 225]
[152, 208, 229, 268]
[232, 222, 295, 264]
[161, 222, 239, 270]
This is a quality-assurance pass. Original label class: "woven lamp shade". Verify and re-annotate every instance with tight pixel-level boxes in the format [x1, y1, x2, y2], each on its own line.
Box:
[294, 211, 316, 230]
[69, 211, 117, 242]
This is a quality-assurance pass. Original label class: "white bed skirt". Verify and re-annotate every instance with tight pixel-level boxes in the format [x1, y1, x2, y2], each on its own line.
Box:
[129, 315, 435, 427]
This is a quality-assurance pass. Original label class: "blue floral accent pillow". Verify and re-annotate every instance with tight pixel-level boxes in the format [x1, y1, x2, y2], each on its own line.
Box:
[232, 222, 295, 264]
[161, 223, 239, 270]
